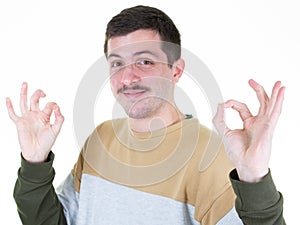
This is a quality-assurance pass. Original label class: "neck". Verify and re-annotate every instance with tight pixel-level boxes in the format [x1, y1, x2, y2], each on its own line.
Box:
[129, 105, 185, 133]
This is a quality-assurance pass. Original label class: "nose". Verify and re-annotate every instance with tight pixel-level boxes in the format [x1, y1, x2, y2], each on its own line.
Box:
[120, 63, 140, 86]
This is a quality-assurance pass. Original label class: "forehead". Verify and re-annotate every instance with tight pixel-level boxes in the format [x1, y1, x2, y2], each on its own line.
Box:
[107, 29, 165, 58]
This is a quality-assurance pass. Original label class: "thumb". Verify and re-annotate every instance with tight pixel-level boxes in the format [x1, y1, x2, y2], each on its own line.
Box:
[212, 103, 230, 136]
[52, 105, 64, 135]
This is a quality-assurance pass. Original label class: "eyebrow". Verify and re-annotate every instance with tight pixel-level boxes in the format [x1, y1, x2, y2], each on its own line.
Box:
[133, 50, 159, 58]
[107, 50, 159, 60]
[107, 53, 121, 59]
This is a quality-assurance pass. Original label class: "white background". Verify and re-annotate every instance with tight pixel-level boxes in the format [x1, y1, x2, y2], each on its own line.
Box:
[0, 0, 299, 224]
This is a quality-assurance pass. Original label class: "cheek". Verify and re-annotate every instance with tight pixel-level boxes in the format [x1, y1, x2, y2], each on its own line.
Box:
[109, 78, 119, 96]
[110, 74, 121, 88]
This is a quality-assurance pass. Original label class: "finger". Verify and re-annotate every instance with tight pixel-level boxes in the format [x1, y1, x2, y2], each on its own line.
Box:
[6, 97, 19, 122]
[20, 82, 28, 114]
[30, 89, 46, 111]
[225, 100, 253, 122]
[267, 81, 282, 115]
[270, 86, 285, 125]
[248, 79, 269, 115]
[42, 102, 57, 116]
[212, 103, 230, 136]
[52, 105, 64, 135]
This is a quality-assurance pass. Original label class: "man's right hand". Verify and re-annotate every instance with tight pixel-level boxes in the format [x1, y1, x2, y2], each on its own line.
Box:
[6, 82, 64, 163]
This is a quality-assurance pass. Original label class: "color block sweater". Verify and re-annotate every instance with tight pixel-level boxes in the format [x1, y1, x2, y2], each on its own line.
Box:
[14, 118, 285, 224]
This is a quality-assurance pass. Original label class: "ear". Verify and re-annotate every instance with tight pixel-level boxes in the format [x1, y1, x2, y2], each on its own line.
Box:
[172, 58, 185, 84]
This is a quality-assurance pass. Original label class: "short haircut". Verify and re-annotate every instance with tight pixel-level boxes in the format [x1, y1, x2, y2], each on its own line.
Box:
[104, 5, 181, 65]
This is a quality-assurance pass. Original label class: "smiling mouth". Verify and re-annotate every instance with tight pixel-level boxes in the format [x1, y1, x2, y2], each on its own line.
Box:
[122, 89, 147, 98]
[118, 85, 150, 98]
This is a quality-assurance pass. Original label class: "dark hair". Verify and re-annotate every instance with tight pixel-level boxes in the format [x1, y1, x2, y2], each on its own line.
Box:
[104, 5, 181, 65]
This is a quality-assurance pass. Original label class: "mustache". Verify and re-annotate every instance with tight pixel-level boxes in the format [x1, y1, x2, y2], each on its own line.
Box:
[117, 85, 151, 94]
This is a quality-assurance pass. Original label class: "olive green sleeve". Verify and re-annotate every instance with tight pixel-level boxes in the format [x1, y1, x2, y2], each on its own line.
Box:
[230, 169, 286, 225]
[13, 152, 67, 225]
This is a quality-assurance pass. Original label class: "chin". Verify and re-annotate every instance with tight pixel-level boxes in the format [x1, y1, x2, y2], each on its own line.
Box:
[122, 99, 164, 119]
[127, 107, 155, 119]
[127, 111, 149, 119]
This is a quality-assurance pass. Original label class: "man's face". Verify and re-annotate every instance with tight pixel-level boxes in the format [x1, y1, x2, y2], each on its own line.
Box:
[107, 29, 177, 119]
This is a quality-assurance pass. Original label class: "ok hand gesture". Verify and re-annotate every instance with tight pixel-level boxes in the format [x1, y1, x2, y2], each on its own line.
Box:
[213, 79, 285, 182]
[6, 82, 64, 163]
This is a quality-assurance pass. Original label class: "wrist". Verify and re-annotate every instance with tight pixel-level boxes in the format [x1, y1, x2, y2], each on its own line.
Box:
[21, 152, 50, 163]
[236, 167, 269, 183]
[20, 151, 55, 180]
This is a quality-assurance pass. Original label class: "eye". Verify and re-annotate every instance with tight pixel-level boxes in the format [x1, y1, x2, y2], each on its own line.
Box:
[136, 59, 155, 66]
[110, 61, 123, 68]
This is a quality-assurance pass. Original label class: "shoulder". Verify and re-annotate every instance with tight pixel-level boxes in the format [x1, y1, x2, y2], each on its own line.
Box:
[94, 118, 128, 135]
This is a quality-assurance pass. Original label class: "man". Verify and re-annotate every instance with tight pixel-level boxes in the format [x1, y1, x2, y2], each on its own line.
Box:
[7, 5, 285, 225]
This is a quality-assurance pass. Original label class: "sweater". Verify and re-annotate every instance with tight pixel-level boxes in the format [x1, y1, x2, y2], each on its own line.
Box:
[13, 117, 285, 224]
